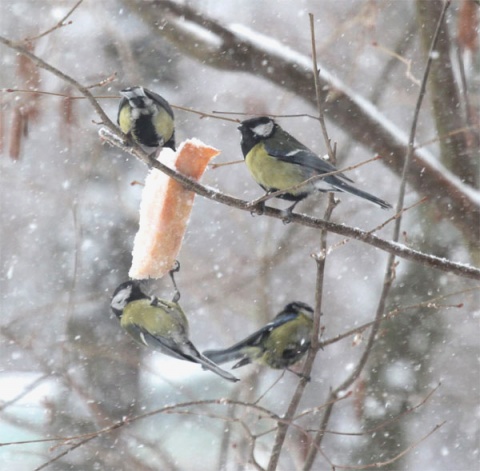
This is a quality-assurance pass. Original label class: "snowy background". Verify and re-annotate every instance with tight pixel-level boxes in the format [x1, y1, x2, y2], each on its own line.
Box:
[0, 1, 479, 470]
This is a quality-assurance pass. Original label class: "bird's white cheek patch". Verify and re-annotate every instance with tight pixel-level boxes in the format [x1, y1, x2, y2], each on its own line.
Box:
[111, 286, 132, 310]
[252, 121, 274, 137]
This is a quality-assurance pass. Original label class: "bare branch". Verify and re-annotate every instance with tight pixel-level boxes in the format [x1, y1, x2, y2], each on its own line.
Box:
[330, 422, 446, 470]
[140, 0, 479, 249]
[0, 35, 118, 135]
[309, 13, 336, 160]
[100, 130, 480, 281]
[302, 3, 452, 468]
[416, 0, 476, 186]
[0, 33, 477, 280]
[25, 0, 84, 42]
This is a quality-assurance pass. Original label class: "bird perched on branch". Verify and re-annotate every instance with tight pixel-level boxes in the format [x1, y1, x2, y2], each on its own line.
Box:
[117, 86, 175, 149]
[203, 302, 314, 372]
[110, 266, 239, 383]
[238, 116, 392, 216]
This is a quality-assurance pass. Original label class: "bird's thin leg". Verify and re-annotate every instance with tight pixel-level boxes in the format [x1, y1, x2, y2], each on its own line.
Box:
[281, 200, 300, 224]
[247, 191, 275, 216]
[251, 201, 266, 217]
[169, 261, 181, 302]
[286, 367, 310, 382]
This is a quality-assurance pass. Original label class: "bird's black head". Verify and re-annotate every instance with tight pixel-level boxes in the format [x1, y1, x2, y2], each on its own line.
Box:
[110, 280, 148, 319]
[120, 86, 148, 109]
[238, 116, 277, 156]
[283, 301, 314, 319]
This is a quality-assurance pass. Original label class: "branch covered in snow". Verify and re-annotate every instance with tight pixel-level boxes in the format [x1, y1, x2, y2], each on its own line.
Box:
[416, 0, 478, 186]
[135, 0, 479, 249]
[1, 32, 478, 280]
[100, 128, 480, 281]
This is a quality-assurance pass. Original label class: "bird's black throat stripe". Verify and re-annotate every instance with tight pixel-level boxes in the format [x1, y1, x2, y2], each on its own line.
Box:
[133, 114, 160, 147]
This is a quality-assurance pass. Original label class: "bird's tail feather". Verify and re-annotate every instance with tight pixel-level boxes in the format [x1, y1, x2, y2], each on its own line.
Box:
[327, 179, 392, 209]
[184, 343, 239, 382]
[196, 353, 240, 382]
[203, 346, 246, 366]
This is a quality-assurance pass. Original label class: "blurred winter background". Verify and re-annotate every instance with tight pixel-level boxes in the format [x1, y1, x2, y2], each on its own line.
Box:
[0, 1, 478, 470]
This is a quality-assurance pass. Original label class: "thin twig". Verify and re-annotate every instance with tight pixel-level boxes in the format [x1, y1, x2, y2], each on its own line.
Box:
[330, 422, 446, 470]
[302, 3, 451, 469]
[253, 372, 286, 405]
[317, 288, 466, 350]
[172, 104, 239, 122]
[303, 383, 440, 436]
[143, 0, 479, 247]
[266, 197, 337, 471]
[1, 399, 282, 448]
[416, 124, 479, 148]
[309, 13, 336, 160]
[266, 16, 338, 470]
[85, 73, 118, 90]
[212, 110, 320, 121]
[2, 88, 239, 122]
[25, 0, 84, 42]
[0, 374, 49, 412]
[209, 159, 244, 169]
[100, 128, 480, 280]
[366, 197, 427, 234]
[1, 31, 477, 281]
[372, 42, 421, 86]
[325, 197, 428, 255]
[0, 35, 117, 133]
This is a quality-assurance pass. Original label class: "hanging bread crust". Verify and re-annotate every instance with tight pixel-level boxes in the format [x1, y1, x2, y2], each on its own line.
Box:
[129, 139, 220, 280]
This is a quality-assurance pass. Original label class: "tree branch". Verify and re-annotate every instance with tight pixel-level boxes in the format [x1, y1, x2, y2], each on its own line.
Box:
[105, 128, 480, 280]
[0, 33, 477, 280]
[134, 0, 479, 250]
[416, 0, 477, 186]
[302, 3, 452, 468]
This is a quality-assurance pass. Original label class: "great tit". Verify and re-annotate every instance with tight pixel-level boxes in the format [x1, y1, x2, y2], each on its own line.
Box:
[110, 280, 239, 383]
[117, 86, 175, 149]
[203, 302, 314, 371]
[238, 116, 392, 215]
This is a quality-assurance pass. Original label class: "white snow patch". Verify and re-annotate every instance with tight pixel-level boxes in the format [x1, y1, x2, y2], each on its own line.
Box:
[364, 396, 386, 419]
[0, 372, 57, 405]
[228, 24, 480, 206]
[384, 360, 416, 391]
[172, 18, 223, 49]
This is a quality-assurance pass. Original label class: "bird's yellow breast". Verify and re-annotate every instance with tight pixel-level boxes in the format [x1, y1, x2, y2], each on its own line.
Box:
[121, 299, 187, 337]
[118, 105, 132, 134]
[245, 143, 307, 195]
[264, 315, 312, 353]
[153, 107, 175, 143]
[259, 314, 312, 368]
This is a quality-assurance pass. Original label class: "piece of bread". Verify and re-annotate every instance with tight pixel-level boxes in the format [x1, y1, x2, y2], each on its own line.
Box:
[129, 139, 220, 279]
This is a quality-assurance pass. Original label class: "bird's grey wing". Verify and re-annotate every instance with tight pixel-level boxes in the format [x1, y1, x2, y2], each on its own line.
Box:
[126, 323, 193, 361]
[229, 312, 300, 350]
[264, 135, 354, 183]
[130, 325, 238, 381]
[143, 88, 175, 118]
[203, 312, 297, 365]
